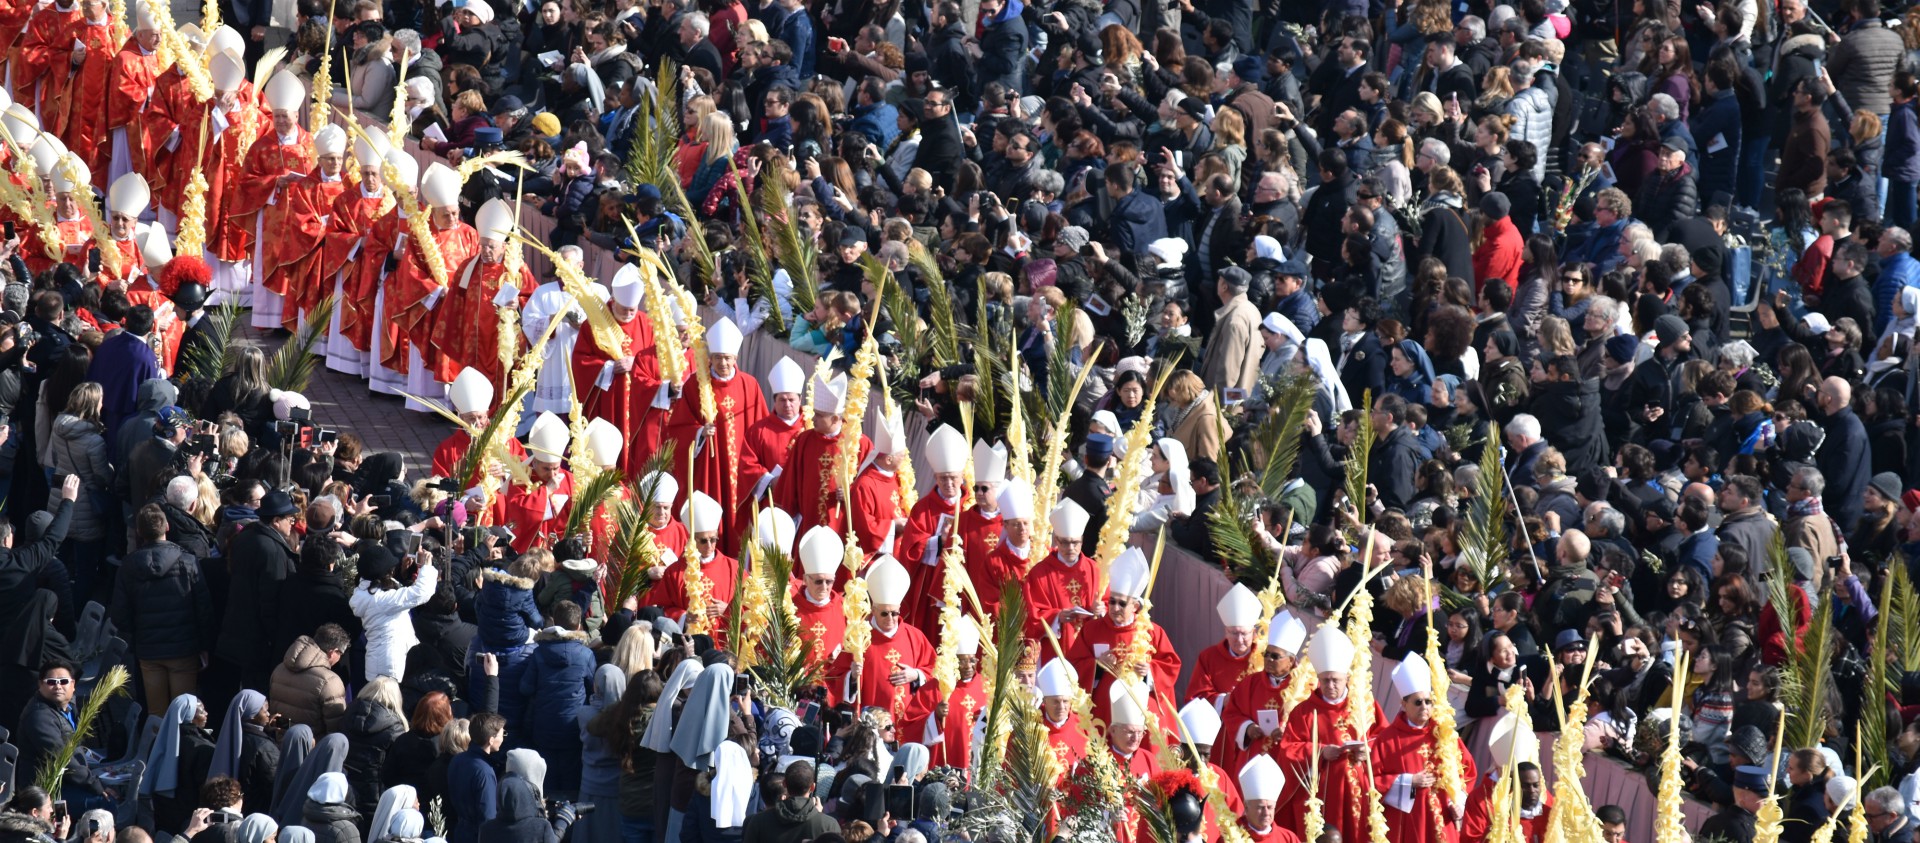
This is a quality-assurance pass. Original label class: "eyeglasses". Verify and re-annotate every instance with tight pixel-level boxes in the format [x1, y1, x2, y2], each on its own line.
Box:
[694, 535, 720, 546]
[876, 610, 902, 618]
[1407, 698, 1435, 707]
[1105, 596, 1131, 607]
[42, 677, 70, 687]
[973, 484, 993, 493]
[1356, 192, 1376, 200]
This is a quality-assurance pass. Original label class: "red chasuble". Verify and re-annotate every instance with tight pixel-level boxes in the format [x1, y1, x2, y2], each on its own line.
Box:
[1216, 672, 1295, 789]
[383, 220, 479, 373]
[1277, 692, 1387, 843]
[790, 585, 845, 675]
[0, 0, 35, 71]
[1461, 773, 1552, 843]
[1232, 820, 1304, 843]
[1187, 641, 1256, 707]
[227, 126, 315, 291]
[570, 315, 667, 476]
[15, 2, 81, 111]
[1372, 713, 1477, 843]
[973, 540, 1031, 616]
[101, 38, 157, 175]
[24, 216, 93, 277]
[1023, 550, 1100, 653]
[896, 491, 961, 633]
[662, 372, 769, 546]
[138, 66, 190, 210]
[428, 255, 535, 383]
[1044, 713, 1090, 776]
[957, 506, 1003, 595]
[846, 464, 902, 557]
[909, 671, 985, 770]
[501, 470, 574, 553]
[268, 170, 349, 331]
[56, 15, 118, 168]
[145, 85, 265, 263]
[828, 622, 935, 724]
[431, 430, 529, 485]
[320, 186, 390, 349]
[743, 413, 801, 482]
[643, 550, 741, 633]
[1066, 617, 1182, 726]
[774, 428, 871, 535]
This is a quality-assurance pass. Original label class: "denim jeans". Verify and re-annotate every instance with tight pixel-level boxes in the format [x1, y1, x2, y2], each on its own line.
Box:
[621, 816, 655, 843]
[1891, 179, 1919, 229]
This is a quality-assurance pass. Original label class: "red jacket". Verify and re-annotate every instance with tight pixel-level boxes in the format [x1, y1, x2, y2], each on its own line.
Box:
[1472, 216, 1523, 294]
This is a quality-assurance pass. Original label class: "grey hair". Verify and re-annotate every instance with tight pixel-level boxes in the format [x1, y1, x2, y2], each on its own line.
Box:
[684, 10, 709, 37]
[897, 831, 928, 843]
[165, 475, 198, 510]
[1507, 414, 1541, 441]
[393, 28, 422, 55]
[1795, 466, 1826, 497]
[1660, 243, 1691, 275]
[1887, 227, 1914, 251]
[1864, 787, 1905, 818]
[1027, 169, 1065, 196]
[1419, 137, 1452, 166]
[1622, 222, 1654, 245]
[1632, 238, 1663, 263]
[1586, 503, 1626, 538]
[1648, 93, 1680, 121]
[1587, 295, 1619, 325]
[877, 240, 909, 268]
[558, 244, 584, 265]
[1459, 15, 1486, 39]
[1718, 340, 1757, 369]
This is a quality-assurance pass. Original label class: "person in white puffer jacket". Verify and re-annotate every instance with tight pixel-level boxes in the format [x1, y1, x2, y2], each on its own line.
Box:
[349, 540, 440, 682]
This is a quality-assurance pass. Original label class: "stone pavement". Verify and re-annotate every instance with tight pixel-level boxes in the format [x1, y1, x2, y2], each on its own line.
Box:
[237, 325, 451, 471]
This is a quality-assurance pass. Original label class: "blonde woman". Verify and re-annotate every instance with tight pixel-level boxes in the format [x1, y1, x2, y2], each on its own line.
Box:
[341, 676, 409, 815]
[674, 95, 717, 188]
[1212, 107, 1247, 186]
[610, 625, 656, 677]
[49, 382, 112, 551]
[689, 111, 737, 206]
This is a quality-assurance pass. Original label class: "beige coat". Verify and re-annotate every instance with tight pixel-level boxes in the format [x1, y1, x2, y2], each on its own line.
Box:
[1201, 297, 1264, 393]
[1167, 391, 1227, 462]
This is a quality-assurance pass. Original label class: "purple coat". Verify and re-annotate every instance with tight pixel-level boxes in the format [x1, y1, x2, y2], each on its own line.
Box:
[87, 331, 159, 444]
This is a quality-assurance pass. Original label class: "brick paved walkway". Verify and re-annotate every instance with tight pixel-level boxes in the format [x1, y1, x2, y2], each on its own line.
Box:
[236, 325, 451, 471]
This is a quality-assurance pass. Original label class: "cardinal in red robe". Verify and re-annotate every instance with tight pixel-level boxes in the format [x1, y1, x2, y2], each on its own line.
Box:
[971, 478, 1038, 617]
[662, 317, 768, 548]
[1372, 658, 1476, 843]
[1461, 713, 1548, 843]
[773, 373, 870, 537]
[321, 143, 395, 373]
[1188, 584, 1266, 708]
[956, 440, 1009, 590]
[28, 156, 97, 278]
[1215, 610, 1310, 782]
[501, 413, 575, 553]
[745, 356, 806, 487]
[827, 556, 934, 726]
[266, 126, 350, 333]
[1036, 658, 1090, 779]
[1023, 500, 1101, 655]
[386, 163, 478, 412]
[15, 0, 82, 113]
[99, 16, 157, 185]
[902, 618, 986, 770]
[571, 264, 670, 476]
[226, 70, 315, 329]
[1236, 756, 1305, 843]
[896, 424, 968, 632]
[846, 414, 909, 558]
[1277, 628, 1386, 843]
[641, 491, 740, 637]
[427, 197, 535, 382]
[1168, 700, 1246, 843]
[792, 524, 849, 675]
[1066, 548, 1181, 727]
[55, 0, 119, 172]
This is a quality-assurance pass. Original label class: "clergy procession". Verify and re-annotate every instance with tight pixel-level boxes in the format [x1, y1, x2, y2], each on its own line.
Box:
[3, 0, 1920, 841]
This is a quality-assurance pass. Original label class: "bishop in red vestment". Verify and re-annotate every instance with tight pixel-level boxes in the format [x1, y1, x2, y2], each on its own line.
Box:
[30, 154, 96, 278]
[55, 0, 118, 171]
[1187, 584, 1266, 708]
[972, 478, 1039, 617]
[906, 620, 986, 770]
[641, 491, 740, 635]
[427, 197, 535, 383]
[100, 16, 157, 184]
[387, 163, 478, 411]
[1236, 756, 1304, 843]
[773, 373, 870, 536]
[744, 356, 806, 489]
[1037, 658, 1089, 779]
[501, 413, 575, 553]
[15, 0, 82, 112]
[570, 264, 669, 476]
[846, 414, 908, 558]
[1066, 548, 1181, 727]
[1216, 610, 1310, 781]
[827, 556, 934, 726]
[896, 425, 968, 633]
[1373, 658, 1475, 843]
[320, 140, 393, 372]
[662, 317, 768, 547]
[792, 525, 848, 675]
[1277, 628, 1386, 843]
[225, 70, 314, 328]
[1461, 713, 1548, 843]
[266, 126, 350, 333]
[1023, 499, 1100, 653]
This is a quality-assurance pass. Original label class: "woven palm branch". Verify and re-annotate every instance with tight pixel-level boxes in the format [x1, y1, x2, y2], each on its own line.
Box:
[746, 535, 822, 710]
[178, 298, 244, 390]
[1254, 373, 1317, 499]
[760, 171, 818, 320]
[455, 151, 534, 183]
[726, 159, 781, 337]
[973, 581, 1028, 790]
[37, 665, 129, 800]
[907, 241, 959, 368]
[446, 380, 534, 491]
[563, 467, 626, 539]
[1458, 421, 1511, 591]
[264, 293, 337, 392]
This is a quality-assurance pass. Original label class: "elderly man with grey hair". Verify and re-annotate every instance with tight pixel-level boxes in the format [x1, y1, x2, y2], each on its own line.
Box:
[160, 475, 214, 559]
[1647, 93, 1697, 168]
[1860, 787, 1911, 841]
[1200, 267, 1263, 393]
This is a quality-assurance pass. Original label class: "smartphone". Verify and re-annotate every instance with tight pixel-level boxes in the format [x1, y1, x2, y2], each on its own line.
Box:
[86, 248, 100, 275]
[317, 428, 337, 444]
[886, 784, 915, 818]
[369, 495, 392, 508]
[402, 532, 424, 555]
[5, 220, 16, 241]
[290, 407, 312, 422]
[490, 524, 515, 543]
[51, 800, 66, 825]
[193, 433, 215, 453]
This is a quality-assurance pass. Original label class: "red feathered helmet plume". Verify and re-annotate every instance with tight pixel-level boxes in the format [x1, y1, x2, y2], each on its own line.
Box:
[1148, 768, 1206, 804]
[157, 255, 210, 299]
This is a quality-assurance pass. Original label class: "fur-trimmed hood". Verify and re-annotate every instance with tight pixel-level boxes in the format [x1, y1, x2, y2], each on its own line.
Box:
[535, 627, 592, 644]
[1778, 33, 1826, 60]
[482, 568, 536, 589]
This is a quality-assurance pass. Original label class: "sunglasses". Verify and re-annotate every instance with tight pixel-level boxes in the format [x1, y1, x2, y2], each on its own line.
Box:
[876, 610, 902, 618]
[42, 677, 70, 686]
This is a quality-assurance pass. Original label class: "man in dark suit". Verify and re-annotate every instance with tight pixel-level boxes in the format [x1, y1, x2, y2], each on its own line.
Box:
[675, 12, 725, 83]
[1064, 435, 1116, 549]
[1310, 35, 1371, 138]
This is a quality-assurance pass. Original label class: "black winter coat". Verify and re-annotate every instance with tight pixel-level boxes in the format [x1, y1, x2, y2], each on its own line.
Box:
[341, 697, 407, 818]
[1635, 165, 1700, 241]
[272, 569, 358, 666]
[304, 800, 364, 843]
[216, 522, 298, 672]
[109, 540, 215, 660]
[0, 499, 69, 624]
[1530, 377, 1608, 476]
[164, 503, 214, 559]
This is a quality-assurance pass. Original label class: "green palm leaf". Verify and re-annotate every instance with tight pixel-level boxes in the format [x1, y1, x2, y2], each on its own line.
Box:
[264, 293, 337, 392]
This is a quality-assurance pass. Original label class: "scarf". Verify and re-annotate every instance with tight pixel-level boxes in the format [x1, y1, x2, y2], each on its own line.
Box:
[1787, 495, 1825, 520]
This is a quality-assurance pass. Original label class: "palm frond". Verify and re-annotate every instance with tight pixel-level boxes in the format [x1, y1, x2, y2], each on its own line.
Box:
[454, 150, 534, 183]
[1893, 564, 1920, 672]
[1210, 409, 1269, 578]
[37, 665, 129, 799]
[760, 164, 818, 318]
[649, 61, 681, 181]
[1458, 421, 1510, 591]
[907, 240, 959, 367]
[1863, 567, 1896, 790]
[746, 536, 822, 710]
[251, 45, 286, 90]
[1341, 388, 1377, 524]
[179, 298, 244, 389]
[867, 254, 920, 393]
[657, 167, 715, 292]
[607, 444, 679, 609]
[453, 380, 535, 492]
[563, 467, 627, 539]
[623, 79, 659, 188]
[1254, 373, 1317, 498]
[264, 293, 337, 392]
[727, 158, 782, 337]
[974, 580, 1029, 789]
[1043, 298, 1077, 420]
[1776, 532, 1833, 751]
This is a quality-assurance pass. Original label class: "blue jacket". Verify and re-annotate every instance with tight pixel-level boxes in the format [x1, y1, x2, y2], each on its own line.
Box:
[446, 748, 498, 843]
[850, 101, 899, 148]
[1877, 251, 1920, 335]
[1689, 88, 1741, 199]
[977, 0, 1028, 95]
[777, 7, 816, 79]
[1889, 100, 1920, 182]
[1109, 189, 1166, 260]
[475, 569, 541, 652]
[518, 628, 596, 746]
[1562, 218, 1629, 273]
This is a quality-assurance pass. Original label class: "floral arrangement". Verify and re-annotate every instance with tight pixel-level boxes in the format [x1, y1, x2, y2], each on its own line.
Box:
[1551, 165, 1602, 234]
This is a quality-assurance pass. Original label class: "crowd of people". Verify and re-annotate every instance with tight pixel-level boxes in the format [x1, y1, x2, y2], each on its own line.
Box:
[0, 0, 1917, 841]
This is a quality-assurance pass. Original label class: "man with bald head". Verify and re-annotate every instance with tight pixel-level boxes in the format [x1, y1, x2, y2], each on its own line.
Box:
[1814, 377, 1871, 532]
[1535, 529, 1598, 631]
